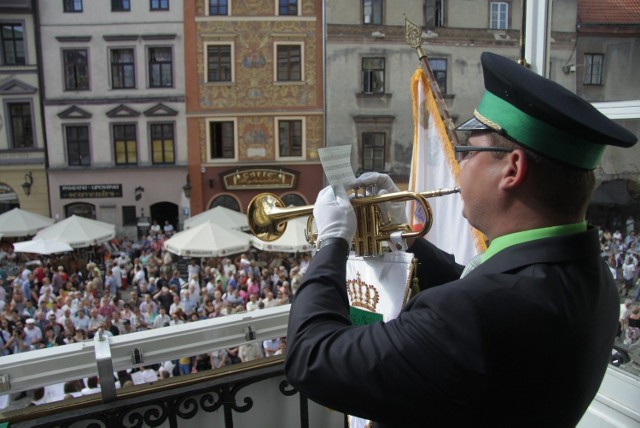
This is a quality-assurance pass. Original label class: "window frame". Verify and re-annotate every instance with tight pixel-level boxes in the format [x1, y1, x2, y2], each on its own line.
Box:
[275, 117, 305, 160]
[363, 0, 383, 25]
[583, 53, 604, 86]
[489, 1, 509, 30]
[208, 0, 230, 16]
[150, 0, 169, 11]
[428, 57, 448, 94]
[361, 57, 385, 95]
[110, 47, 136, 89]
[111, 0, 131, 12]
[63, 48, 90, 91]
[206, 118, 237, 162]
[277, 0, 299, 16]
[210, 195, 241, 211]
[147, 46, 173, 88]
[112, 123, 138, 166]
[275, 42, 304, 82]
[361, 132, 386, 172]
[64, 124, 91, 166]
[205, 42, 233, 83]
[63, 0, 83, 13]
[0, 22, 26, 66]
[149, 122, 176, 165]
[5, 100, 35, 149]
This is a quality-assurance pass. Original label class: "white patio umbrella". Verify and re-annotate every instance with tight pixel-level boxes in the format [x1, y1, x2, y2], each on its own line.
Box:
[250, 216, 314, 253]
[0, 208, 54, 237]
[164, 221, 251, 257]
[13, 239, 73, 255]
[184, 206, 249, 231]
[34, 215, 116, 248]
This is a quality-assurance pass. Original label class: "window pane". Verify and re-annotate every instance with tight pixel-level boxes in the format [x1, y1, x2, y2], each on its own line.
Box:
[210, 121, 235, 159]
[207, 45, 232, 82]
[279, 120, 302, 157]
[112, 0, 130, 11]
[64, 0, 83, 12]
[1, 23, 26, 65]
[363, 0, 382, 24]
[362, 133, 385, 171]
[279, 0, 298, 15]
[111, 49, 135, 89]
[362, 58, 385, 94]
[209, 0, 228, 15]
[490, 2, 508, 29]
[9, 103, 33, 148]
[66, 125, 91, 166]
[277, 45, 301, 81]
[113, 125, 137, 165]
[149, 47, 173, 87]
[64, 49, 89, 90]
[150, 123, 175, 164]
[150, 0, 169, 10]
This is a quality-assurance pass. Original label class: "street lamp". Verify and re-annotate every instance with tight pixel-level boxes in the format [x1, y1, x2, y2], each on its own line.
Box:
[22, 172, 33, 196]
[182, 174, 191, 198]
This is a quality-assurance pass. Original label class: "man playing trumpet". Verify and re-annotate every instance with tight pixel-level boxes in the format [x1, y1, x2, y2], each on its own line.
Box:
[284, 52, 637, 427]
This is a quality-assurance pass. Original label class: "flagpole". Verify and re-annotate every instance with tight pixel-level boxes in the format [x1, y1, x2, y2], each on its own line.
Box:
[404, 17, 460, 148]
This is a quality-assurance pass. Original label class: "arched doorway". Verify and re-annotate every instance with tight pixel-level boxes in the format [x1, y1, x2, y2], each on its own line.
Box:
[0, 183, 20, 215]
[150, 201, 179, 232]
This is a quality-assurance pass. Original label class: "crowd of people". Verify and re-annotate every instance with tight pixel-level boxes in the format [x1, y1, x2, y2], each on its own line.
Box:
[601, 216, 640, 349]
[0, 224, 309, 407]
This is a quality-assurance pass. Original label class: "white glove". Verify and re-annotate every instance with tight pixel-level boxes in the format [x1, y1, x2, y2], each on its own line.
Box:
[352, 172, 407, 225]
[313, 185, 356, 245]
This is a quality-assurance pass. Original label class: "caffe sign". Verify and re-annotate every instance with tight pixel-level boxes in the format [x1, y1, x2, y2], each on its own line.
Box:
[221, 168, 298, 190]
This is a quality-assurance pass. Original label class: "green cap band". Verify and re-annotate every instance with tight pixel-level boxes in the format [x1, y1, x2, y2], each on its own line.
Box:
[475, 91, 605, 169]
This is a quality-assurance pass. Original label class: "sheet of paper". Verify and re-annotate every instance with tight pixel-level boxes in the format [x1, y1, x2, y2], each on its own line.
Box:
[318, 145, 357, 186]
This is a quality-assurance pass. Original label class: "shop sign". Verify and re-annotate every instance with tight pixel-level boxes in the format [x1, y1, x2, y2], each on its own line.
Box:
[60, 184, 123, 199]
[220, 168, 298, 190]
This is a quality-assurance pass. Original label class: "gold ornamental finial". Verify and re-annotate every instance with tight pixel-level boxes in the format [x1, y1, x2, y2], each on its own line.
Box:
[404, 16, 426, 60]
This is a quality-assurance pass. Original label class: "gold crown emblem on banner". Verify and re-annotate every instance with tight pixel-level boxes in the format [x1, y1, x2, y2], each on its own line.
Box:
[346, 272, 379, 313]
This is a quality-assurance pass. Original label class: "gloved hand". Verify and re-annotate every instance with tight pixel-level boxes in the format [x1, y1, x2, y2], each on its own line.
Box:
[313, 184, 356, 245]
[352, 172, 407, 225]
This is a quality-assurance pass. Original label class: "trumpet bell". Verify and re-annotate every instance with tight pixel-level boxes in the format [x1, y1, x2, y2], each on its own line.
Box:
[247, 193, 289, 242]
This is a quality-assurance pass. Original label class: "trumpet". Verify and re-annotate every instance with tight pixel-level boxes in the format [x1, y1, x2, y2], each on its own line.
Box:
[247, 187, 460, 257]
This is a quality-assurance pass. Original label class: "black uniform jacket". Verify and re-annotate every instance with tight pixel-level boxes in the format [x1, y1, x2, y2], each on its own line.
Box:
[284, 227, 618, 427]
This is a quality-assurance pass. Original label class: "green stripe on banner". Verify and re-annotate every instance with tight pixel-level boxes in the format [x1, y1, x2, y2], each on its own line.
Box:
[350, 306, 383, 326]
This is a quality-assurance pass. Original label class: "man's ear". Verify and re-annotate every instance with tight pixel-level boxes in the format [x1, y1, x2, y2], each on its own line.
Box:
[499, 149, 528, 190]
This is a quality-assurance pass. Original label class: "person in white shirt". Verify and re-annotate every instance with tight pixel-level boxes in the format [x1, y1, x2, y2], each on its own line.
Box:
[246, 294, 261, 312]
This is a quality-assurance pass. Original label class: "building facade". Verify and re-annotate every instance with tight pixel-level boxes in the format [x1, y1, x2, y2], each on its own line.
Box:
[325, 0, 579, 186]
[0, 0, 47, 216]
[37, 0, 188, 236]
[184, 0, 325, 217]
